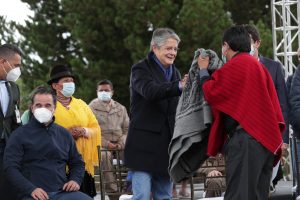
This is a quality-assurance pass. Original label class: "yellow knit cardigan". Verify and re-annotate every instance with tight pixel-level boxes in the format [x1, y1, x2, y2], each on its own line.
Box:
[54, 97, 101, 176]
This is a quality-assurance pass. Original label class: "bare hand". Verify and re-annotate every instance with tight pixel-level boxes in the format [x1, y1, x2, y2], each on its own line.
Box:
[108, 142, 118, 150]
[207, 170, 222, 177]
[69, 127, 86, 140]
[180, 74, 188, 88]
[281, 143, 289, 151]
[81, 127, 90, 138]
[197, 56, 209, 69]
[63, 180, 80, 192]
[31, 188, 49, 200]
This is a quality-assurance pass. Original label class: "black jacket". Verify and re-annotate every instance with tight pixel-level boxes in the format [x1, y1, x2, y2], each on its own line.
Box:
[3, 118, 84, 198]
[260, 56, 289, 143]
[0, 81, 21, 141]
[124, 52, 182, 176]
[288, 65, 300, 138]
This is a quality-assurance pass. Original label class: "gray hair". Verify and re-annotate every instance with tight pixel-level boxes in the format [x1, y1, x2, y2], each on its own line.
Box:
[150, 28, 180, 51]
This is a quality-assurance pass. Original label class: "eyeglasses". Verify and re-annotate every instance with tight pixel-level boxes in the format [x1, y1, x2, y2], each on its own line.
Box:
[162, 46, 179, 52]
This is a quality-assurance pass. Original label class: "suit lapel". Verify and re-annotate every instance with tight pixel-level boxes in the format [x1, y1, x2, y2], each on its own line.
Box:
[148, 57, 167, 83]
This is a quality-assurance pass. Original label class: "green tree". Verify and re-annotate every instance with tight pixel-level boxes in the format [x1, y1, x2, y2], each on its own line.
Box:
[224, 0, 272, 27]
[62, 0, 232, 107]
[18, 0, 84, 108]
[175, 0, 232, 72]
[251, 20, 273, 58]
[16, 0, 234, 108]
[0, 16, 29, 110]
[62, 0, 184, 107]
[223, 1, 277, 60]
[0, 16, 18, 44]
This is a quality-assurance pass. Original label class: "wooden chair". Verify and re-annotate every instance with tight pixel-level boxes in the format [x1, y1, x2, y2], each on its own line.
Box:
[97, 146, 131, 200]
[189, 156, 226, 199]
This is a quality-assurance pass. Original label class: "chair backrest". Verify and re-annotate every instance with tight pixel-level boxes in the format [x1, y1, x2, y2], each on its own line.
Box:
[188, 156, 226, 199]
[97, 146, 131, 200]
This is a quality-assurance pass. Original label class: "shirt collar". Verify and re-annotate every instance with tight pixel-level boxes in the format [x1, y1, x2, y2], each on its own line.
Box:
[31, 115, 56, 128]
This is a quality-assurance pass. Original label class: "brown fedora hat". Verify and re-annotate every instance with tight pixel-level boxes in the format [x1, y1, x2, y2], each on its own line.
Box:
[47, 64, 75, 85]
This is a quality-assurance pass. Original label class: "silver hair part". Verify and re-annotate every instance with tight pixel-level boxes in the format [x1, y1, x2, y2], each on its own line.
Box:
[150, 28, 180, 51]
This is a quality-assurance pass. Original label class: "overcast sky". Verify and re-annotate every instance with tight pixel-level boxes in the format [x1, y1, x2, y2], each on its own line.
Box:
[0, 0, 32, 24]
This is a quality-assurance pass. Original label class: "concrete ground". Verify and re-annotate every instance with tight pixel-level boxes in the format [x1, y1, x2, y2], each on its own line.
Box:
[94, 180, 294, 200]
[270, 180, 293, 200]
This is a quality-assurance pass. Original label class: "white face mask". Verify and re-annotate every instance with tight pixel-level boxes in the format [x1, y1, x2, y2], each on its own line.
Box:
[60, 82, 75, 97]
[221, 45, 227, 64]
[33, 107, 53, 123]
[97, 91, 112, 102]
[249, 44, 255, 56]
[3, 60, 21, 82]
[221, 55, 227, 64]
[6, 67, 21, 82]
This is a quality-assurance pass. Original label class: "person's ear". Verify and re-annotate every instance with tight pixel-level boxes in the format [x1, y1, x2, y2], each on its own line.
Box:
[52, 82, 59, 90]
[254, 40, 261, 49]
[30, 105, 34, 113]
[52, 105, 56, 113]
[0, 58, 5, 64]
[152, 45, 159, 53]
[222, 42, 229, 54]
[223, 42, 230, 50]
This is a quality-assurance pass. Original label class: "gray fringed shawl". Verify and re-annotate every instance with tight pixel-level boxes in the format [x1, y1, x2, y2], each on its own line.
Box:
[168, 48, 222, 182]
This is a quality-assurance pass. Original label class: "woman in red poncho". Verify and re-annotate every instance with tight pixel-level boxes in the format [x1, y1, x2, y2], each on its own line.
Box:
[197, 25, 285, 200]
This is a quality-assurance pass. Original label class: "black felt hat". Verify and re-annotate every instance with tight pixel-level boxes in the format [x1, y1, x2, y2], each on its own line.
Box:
[47, 64, 75, 85]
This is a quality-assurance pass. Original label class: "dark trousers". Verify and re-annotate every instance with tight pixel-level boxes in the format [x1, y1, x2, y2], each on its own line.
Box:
[0, 140, 18, 200]
[0, 140, 5, 198]
[80, 171, 96, 197]
[22, 191, 93, 200]
[224, 129, 274, 200]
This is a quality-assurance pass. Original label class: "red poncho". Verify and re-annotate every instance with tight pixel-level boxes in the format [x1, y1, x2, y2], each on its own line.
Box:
[203, 53, 285, 159]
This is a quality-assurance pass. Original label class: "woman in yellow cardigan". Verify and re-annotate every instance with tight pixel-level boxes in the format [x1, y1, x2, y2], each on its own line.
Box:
[47, 64, 101, 197]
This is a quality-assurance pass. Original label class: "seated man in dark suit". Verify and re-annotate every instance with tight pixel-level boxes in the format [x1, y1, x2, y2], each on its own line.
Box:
[3, 86, 93, 200]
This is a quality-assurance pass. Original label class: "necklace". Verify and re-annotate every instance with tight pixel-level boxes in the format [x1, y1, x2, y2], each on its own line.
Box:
[57, 95, 71, 109]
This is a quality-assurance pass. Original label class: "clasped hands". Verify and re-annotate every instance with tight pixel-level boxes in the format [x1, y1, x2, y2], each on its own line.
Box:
[68, 126, 89, 140]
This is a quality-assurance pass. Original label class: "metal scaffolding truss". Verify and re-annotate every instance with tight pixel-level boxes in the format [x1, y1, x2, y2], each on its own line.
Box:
[271, 0, 300, 76]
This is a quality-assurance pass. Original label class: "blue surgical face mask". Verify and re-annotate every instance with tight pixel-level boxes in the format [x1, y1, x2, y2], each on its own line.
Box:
[97, 91, 112, 102]
[221, 55, 227, 64]
[249, 44, 255, 56]
[61, 82, 75, 97]
[221, 45, 227, 64]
